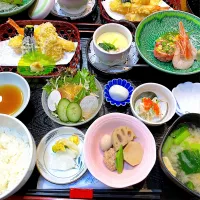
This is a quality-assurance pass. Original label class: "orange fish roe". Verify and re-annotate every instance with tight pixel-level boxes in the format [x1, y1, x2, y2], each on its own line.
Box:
[142, 97, 160, 116]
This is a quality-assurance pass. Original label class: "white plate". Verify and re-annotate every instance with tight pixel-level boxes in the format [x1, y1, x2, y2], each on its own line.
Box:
[101, 0, 172, 21]
[172, 82, 200, 116]
[36, 127, 87, 184]
[51, 0, 96, 20]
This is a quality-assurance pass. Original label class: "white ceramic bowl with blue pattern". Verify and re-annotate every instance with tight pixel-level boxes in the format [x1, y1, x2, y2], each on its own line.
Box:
[36, 127, 87, 184]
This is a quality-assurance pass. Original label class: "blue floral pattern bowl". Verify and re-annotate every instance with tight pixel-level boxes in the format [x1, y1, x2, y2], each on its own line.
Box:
[104, 79, 134, 107]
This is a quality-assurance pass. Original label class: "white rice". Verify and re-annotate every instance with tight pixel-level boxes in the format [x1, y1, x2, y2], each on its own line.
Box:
[0, 127, 30, 195]
[166, 127, 200, 193]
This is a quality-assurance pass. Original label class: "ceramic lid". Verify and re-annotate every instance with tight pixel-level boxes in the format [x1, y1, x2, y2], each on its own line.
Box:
[28, 0, 55, 19]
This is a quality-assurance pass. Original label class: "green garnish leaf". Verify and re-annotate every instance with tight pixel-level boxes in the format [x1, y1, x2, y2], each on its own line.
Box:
[178, 150, 200, 175]
[74, 88, 87, 103]
[43, 68, 98, 98]
[98, 42, 117, 52]
[17, 51, 55, 76]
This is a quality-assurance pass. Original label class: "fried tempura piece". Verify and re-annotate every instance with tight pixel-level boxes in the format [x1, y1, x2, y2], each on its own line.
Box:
[125, 13, 148, 21]
[131, 0, 161, 5]
[35, 22, 75, 61]
[131, 0, 150, 5]
[7, 20, 76, 62]
[34, 22, 57, 40]
[58, 37, 75, 52]
[41, 35, 64, 61]
[110, 0, 169, 15]
[149, 0, 161, 5]
[8, 35, 23, 54]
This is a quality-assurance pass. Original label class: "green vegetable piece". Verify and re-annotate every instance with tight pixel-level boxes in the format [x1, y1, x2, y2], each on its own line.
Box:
[197, 50, 200, 62]
[190, 143, 200, 150]
[1, 0, 23, 5]
[98, 42, 117, 52]
[116, 145, 124, 174]
[170, 125, 188, 138]
[57, 98, 70, 122]
[66, 102, 82, 123]
[173, 129, 190, 145]
[162, 136, 174, 155]
[178, 150, 200, 175]
[74, 88, 87, 103]
[186, 181, 195, 190]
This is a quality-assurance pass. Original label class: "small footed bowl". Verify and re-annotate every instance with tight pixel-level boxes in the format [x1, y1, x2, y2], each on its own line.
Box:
[93, 23, 132, 66]
[130, 83, 176, 126]
[104, 78, 134, 107]
[172, 82, 200, 116]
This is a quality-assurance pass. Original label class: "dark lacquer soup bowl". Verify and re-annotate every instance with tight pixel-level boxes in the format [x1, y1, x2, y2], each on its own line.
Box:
[159, 113, 200, 198]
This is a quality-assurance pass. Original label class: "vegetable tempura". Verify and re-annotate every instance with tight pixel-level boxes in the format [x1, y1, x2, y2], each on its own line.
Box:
[109, 0, 169, 22]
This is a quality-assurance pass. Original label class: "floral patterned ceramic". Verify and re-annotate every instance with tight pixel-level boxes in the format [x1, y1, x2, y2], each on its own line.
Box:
[172, 82, 200, 116]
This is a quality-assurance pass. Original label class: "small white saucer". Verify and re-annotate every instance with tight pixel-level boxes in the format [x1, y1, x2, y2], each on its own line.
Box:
[172, 82, 200, 116]
[36, 127, 87, 184]
[51, 0, 96, 20]
[87, 39, 139, 74]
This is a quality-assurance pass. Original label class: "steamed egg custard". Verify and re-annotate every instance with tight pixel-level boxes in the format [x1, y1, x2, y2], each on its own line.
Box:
[97, 32, 129, 53]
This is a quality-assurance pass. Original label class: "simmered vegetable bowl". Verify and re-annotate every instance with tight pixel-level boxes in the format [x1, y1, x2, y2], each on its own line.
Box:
[42, 69, 103, 126]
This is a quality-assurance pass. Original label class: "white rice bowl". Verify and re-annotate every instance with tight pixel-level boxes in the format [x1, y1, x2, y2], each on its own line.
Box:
[0, 114, 36, 200]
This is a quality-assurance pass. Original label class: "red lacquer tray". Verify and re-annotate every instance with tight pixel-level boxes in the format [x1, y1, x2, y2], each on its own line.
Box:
[99, 0, 182, 24]
[0, 20, 80, 78]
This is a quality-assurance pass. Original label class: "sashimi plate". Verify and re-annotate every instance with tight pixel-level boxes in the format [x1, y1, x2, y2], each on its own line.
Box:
[36, 127, 87, 184]
[135, 10, 200, 75]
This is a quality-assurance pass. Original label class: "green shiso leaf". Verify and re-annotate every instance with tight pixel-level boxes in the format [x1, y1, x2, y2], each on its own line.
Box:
[17, 51, 55, 76]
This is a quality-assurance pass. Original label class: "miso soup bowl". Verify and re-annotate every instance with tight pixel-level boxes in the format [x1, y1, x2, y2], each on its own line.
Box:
[159, 113, 200, 198]
[93, 23, 132, 66]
